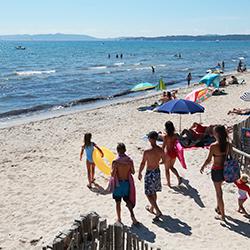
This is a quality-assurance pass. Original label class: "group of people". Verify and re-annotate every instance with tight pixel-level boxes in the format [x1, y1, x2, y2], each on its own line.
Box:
[108, 53, 123, 59]
[80, 122, 250, 224]
[159, 90, 177, 104]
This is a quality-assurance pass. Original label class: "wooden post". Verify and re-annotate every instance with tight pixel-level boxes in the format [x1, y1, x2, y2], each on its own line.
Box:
[132, 234, 137, 250]
[114, 223, 123, 250]
[83, 232, 88, 250]
[52, 237, 64, 250]
[98, 218, 107, 236]
[141, 240, 145, 250]
[126, 230, 132, 250]
[136, 236, 139, 250]
[109, 224, 114, 250]
[102, 228, 107, 250]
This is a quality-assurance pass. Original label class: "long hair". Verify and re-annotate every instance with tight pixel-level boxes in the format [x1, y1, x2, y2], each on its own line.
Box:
[84, 133, 92, 147]
[214, 125, 228, 152]
[165, 121, 175, 137]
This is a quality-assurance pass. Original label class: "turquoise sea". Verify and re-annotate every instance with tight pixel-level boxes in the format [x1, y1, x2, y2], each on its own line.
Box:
[0, 40, 249, 122]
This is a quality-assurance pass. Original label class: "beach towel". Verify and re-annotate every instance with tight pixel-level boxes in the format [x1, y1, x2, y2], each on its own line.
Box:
[112, 154, 136, 207]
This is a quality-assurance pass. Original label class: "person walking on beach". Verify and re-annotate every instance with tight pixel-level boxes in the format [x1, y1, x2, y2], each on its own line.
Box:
[80, 133, 104, 188]
[138, 131, 165, 221]
[200, 125, 230, 221]
[186, 72, 192, 87]
[112, 143, 138, 225]
[162, 121, 182, 187]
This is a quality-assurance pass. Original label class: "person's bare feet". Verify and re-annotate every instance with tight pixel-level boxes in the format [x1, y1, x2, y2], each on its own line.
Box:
[164, 183, 172, 188]
[153, 212, 163, 222]
[145, 205, 155, 214]
[215, 207, 221, 215]
[215, 215, 225, 221]
[115, 219, 122, 225]
[178, 177, 183, 186]
[131, 216, 139, 225]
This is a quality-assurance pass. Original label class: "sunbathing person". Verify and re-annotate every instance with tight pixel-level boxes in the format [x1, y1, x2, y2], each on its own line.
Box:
[180, 123, 215, 147]
[229, 76, 239, 85]
[219, 78, 227, 87]
[159, 91, 172, 104]
[228, 108, 250, 115]
[180, 123, 208, 141]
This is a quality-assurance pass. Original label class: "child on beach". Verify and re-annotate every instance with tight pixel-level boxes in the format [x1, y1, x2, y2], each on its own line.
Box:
[138, 131, 166, 221]
[162, 121, 182, 187]
[111, 143, 138, 225]
[80, 133, 104, 188]
[234, 174, 250, 215]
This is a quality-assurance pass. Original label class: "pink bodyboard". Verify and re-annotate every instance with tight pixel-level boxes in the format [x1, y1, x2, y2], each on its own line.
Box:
[175, 140, 187, 169]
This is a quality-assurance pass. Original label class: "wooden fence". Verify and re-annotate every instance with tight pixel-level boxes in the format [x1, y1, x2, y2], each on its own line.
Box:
[42, 212, 160, 250]
[232, 117, 250, 149]
[232, 117, 250, 174]
[233, 147, 250, 175]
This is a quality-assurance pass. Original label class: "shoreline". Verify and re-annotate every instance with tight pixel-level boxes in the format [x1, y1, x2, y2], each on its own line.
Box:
[0, 70, 235, 130]
[0, 70, 249, 250]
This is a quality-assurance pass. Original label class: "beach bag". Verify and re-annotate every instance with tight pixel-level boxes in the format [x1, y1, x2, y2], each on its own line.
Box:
[223, 154, 240, 183]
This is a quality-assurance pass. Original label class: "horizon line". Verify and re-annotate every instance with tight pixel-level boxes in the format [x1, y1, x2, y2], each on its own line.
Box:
[1, 33, 250, 39]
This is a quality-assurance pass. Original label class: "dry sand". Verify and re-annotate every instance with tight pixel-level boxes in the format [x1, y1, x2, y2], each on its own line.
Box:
[0, 72, 250, 250]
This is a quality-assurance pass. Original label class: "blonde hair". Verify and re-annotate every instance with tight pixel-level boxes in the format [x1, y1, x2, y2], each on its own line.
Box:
[240, 174, 249, 183]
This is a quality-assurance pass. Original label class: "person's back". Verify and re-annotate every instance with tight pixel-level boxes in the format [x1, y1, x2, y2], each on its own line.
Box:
[113, 160, 133, 180]
[144, 145, 164, 170]
[164, 134, 177, 156]
[211, 142, 227, 167]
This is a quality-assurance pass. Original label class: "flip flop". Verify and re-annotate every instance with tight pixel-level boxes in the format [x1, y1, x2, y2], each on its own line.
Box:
[145, 205, 155, 215]
[153, 213, 162, 222]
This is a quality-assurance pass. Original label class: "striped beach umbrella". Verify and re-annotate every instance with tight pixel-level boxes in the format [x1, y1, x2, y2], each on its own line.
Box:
[240, 92, 250, 102]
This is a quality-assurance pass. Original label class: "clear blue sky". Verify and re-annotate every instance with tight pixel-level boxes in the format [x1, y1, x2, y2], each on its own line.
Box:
[1, 0, 250, 37]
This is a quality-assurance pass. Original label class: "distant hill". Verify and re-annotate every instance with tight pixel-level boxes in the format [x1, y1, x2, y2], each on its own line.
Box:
[121, 34, 250, 41]
[0, 33, 98, 41]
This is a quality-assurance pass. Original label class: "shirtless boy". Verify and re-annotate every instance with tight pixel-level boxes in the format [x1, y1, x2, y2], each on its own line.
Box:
[138, 131, 166, 221]
[112, 143, 138, 225]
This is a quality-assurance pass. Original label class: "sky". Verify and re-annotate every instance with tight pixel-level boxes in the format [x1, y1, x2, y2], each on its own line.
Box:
[0, 0, 250, 38]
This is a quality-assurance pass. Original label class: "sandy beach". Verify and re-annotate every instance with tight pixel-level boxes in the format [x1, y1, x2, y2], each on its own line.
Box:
[0, 71, 250, 250]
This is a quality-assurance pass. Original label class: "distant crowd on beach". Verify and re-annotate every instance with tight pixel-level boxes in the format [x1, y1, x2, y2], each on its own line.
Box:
[80, 120, 250, 224]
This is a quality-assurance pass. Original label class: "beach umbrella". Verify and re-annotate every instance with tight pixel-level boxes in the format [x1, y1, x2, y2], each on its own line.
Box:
[200, 73, 220, 89]
[185, 87, 206, 102]
[156, 99, 205, 131]
[240, 92, 250, 102]
[131, 82, 156, 92]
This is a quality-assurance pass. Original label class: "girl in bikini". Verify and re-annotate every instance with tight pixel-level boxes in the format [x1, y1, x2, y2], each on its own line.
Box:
[80, 133, 104, 188]
[162, 121, 182, 187]
[200, 125, 230, 221]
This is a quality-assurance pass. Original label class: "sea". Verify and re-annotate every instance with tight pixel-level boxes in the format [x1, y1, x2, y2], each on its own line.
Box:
[0, 40, 249, 126]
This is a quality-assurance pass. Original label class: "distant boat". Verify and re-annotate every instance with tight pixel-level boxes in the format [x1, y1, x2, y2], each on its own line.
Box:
[15, 46, 26, 50]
